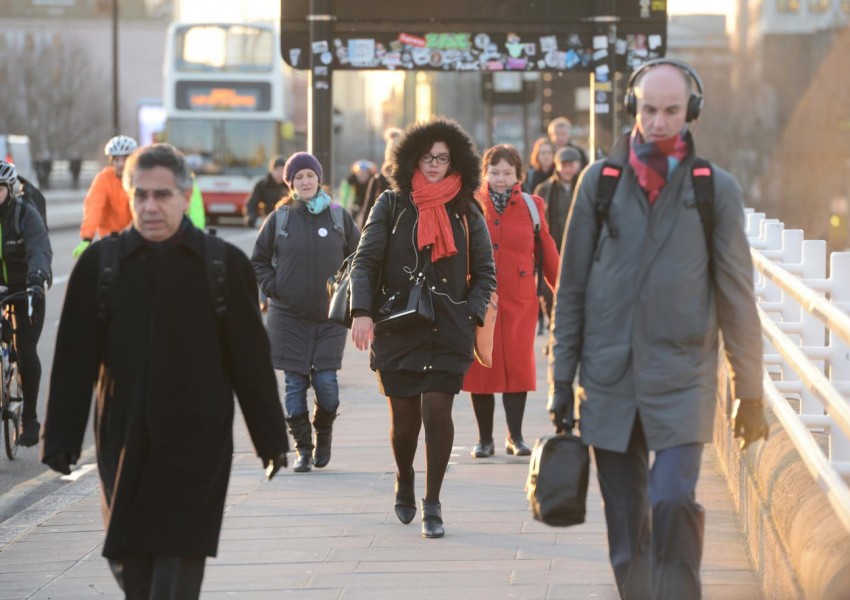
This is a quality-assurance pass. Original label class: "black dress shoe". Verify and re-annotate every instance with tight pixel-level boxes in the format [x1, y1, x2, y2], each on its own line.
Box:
[506, 437, 532, 456]
[394, 471, 416, 524]
[471, 440, 495, 458]
[421, 499, 444, 538]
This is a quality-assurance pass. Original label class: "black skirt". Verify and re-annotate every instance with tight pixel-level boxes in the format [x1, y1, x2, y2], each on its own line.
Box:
[377, 369, 464, 397]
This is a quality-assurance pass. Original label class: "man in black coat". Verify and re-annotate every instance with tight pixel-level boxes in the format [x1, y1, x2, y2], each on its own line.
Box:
[244, 155, 289, 228]
[42, 144, 288, 599]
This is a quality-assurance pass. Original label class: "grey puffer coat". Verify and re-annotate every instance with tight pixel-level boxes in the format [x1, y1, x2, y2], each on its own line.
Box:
[252, 201, 360, 373]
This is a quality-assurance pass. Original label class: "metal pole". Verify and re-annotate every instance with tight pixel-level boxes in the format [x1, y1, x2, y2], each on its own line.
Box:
[308, 0, 334, 186]
[112, 0, 119, 134]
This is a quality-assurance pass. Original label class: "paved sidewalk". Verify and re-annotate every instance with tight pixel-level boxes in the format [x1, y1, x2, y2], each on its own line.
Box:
[0, 337, 761, 599]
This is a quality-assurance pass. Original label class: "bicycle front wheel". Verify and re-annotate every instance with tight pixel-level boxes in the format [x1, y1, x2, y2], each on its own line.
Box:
[3, 361, 23, 460]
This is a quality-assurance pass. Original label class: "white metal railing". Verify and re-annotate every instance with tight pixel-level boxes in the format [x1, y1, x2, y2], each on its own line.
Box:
[745, 209, 850, 530]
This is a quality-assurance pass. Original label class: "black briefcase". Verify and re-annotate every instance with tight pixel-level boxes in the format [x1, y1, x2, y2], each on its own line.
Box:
[526, 432, 590, 527]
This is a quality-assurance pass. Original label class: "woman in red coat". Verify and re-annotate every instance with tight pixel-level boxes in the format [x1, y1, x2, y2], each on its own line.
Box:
[463, 145, 559, 457]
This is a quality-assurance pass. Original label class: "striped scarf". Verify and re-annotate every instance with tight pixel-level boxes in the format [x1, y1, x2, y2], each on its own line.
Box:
[628, 127, 689, 205]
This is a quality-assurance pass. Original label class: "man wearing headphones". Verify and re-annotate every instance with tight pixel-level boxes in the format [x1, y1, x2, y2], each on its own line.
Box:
[547, 59, 769, 599]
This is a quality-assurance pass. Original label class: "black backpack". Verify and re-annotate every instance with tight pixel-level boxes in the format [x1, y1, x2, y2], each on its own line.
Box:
[593, 149, 715, 276]
[96, 230, 228, 323]
[15, 176, 48, 233]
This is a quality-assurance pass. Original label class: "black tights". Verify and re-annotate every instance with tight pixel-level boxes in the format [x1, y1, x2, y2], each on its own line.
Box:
[470, 392, 528, 443]
[388, 392, 454, 503]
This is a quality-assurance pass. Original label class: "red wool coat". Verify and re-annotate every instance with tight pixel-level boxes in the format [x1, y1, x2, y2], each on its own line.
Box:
[463, 183, 559, 393]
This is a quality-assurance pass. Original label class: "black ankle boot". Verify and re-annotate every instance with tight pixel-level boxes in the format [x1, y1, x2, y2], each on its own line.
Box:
[286, 414, 314, 473]
[421, 499, 444, 538]
[394, 469, 416, 524]
[312, 405, 337, 469]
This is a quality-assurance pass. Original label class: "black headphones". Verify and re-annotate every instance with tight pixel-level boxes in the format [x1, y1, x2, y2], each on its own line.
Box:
[624, 58, 705, 123]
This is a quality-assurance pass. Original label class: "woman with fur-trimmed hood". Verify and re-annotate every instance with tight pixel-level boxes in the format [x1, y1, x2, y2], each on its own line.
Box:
[349, 117, 496, 539]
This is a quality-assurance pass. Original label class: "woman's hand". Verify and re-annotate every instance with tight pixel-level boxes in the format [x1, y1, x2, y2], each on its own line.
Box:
[351, 316, 375, 351]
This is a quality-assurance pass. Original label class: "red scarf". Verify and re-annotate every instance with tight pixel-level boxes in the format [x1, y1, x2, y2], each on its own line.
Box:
[627, 128, 689, 205]
[411, 169, 462, 261]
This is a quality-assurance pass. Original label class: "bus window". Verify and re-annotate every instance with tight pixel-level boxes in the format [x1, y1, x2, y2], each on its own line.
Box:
[176, 24, 274, 73]
[222, 121, 276, 176]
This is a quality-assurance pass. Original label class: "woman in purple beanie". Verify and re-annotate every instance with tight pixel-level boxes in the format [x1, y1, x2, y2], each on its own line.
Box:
[251, 152, 361, 473]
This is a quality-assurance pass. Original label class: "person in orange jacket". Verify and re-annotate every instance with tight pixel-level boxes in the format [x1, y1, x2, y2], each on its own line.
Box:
[72, 135, 138, 258]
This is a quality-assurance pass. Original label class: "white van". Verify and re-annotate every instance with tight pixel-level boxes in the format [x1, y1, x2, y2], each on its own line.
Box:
[0, 134, 36, 182]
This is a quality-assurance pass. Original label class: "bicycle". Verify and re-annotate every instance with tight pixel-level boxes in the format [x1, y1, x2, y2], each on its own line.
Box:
[0, 287, 32, 459]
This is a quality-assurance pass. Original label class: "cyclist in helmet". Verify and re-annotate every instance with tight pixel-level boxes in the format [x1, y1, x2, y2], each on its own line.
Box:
[0, 161, 53, 447]
[73, 135, 138, 258]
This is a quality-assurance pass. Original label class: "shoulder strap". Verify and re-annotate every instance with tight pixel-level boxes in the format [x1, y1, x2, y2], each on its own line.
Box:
[13, 197, 23, 237]
[96, 233, 122, 323]
[520, 192, 541, 234]
[691, 158, 715, 277]
[204, 231, 228, 319]
[522, 192, 545, 295]
[271, 206, 289, 269]
[595, 163, 623, 247]
[329, 203, 347, 246]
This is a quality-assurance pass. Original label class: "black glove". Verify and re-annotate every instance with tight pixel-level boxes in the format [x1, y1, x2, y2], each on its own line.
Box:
[547, 381, 576, 433]
[262, 452, 288, 480]
[732, 399, 770, 450]
[43, 452, 79, 475]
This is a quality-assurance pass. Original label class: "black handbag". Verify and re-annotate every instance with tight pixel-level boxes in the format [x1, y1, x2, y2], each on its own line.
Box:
[373, 248, 434, 334]
[327, 253, 354, 328]
[526, 431, 590, 527]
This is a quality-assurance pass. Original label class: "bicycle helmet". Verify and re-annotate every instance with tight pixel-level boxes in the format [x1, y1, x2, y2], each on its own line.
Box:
[0, 161, 17, 187]
[104, 135, 138, 157]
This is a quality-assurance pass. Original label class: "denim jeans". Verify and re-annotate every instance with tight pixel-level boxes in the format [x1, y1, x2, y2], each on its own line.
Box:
[276, 369, 340, 418]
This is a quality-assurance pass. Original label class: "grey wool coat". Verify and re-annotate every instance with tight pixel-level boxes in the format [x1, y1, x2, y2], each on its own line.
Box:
[548, 134, 763, 452]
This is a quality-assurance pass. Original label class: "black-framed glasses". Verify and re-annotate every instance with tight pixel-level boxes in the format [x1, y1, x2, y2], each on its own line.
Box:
[419, 154, 450, 165]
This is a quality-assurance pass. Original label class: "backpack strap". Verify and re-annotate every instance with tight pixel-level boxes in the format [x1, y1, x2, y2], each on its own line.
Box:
[594, 163, 623, 247]
[691, 158, 715, 278]
[13, 197, 23, 238]
[329, 203, 347, 247]
[270, 205, 290, 269]
[96, 233, 122, 323]
[204, 231, 228, 319]
[521, 192, 545, 295]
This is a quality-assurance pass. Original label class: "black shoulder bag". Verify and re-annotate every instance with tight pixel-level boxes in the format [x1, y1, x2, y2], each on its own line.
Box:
[373, 246, 434, 334]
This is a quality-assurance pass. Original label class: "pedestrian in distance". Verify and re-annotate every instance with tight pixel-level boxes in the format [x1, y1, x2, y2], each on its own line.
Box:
[534, 145, 583, 252]
[522, 136, 556, 194]
[547, 58, 769, 600]
[462, 144, 559, 458]
[349, 117, 497, 538]
[533, 146, 583, 328]
[42, 143, 288, 600]
[0, 161, 52, 448]
[547, 116, 589, 171]
[359, 126, 403, 230]
[244, 155, 289, 228]
[251, 151, 360, 473]
[73, 135, 138, 258]
[340, 159, 376, 221]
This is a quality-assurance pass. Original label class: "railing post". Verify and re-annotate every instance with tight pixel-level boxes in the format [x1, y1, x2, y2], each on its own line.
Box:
[800, 240, 828, 416]
[829, 252, 850, 463]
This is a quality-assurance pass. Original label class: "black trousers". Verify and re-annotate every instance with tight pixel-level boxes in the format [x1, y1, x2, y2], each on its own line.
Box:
[108, 555, 206, 600]
[10, 296, 44, 419]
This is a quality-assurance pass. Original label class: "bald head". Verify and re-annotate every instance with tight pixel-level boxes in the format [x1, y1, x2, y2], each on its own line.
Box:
[634, 64, 692, 142]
